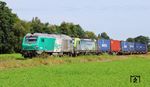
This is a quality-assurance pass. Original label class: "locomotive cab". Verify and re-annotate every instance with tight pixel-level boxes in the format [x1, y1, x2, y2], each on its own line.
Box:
[22, 33, 55, 57]
[22, 35, 39, 50]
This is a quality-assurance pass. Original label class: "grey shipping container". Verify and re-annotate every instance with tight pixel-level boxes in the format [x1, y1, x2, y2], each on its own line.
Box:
[79, 39, 96, 52]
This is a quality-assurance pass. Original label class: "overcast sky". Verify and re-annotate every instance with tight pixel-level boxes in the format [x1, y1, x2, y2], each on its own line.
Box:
[4, 0, 150, 40]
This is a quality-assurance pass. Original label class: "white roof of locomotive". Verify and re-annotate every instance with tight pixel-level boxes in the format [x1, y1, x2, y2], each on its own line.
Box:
[49, 34, 72, 40]
[26, 33, 72, 40]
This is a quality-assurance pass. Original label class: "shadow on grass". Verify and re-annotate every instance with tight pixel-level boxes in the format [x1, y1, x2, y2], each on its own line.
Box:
[15, 58, 28, 60]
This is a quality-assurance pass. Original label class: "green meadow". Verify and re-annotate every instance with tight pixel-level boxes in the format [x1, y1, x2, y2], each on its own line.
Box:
[0, 54, 150, 87]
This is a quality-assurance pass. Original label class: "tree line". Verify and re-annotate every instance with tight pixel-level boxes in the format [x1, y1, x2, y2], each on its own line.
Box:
[0, 1, 149, 53]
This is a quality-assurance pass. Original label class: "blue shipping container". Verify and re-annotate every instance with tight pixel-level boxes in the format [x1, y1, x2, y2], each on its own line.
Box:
[121, 41, 134, 53]
[98, 39, 110, 52]
[128, 42, 135, 52]
[134, 43, 147, 53]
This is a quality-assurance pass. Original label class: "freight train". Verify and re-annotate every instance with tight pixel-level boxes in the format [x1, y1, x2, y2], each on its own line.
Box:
[21, 33, 148, 58]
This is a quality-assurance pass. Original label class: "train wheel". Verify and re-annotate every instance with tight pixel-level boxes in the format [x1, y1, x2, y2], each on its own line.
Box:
[23, 55, 28, 58]
[69, 53, 73, 57]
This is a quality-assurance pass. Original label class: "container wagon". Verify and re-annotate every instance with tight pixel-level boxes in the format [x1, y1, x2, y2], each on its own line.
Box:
[110, 40, 121, 54]
[134, 43, 147, 54]
[120, 41, 134, 54]
[75, 39, 97, 55]
[97, 39, 110, 53]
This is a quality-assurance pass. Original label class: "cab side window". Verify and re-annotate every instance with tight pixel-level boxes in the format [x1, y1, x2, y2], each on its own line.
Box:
[41, 38, 44, 43]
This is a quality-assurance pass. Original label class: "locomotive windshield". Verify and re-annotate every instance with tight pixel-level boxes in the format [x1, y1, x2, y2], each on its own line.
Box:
[25, 36, 38, 43]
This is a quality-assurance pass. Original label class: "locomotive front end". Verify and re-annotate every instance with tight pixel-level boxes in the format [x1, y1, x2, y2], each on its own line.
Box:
[22, 35, 39, 58]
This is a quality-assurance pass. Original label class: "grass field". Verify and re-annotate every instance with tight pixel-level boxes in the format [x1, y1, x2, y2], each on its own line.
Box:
[0, 54, 150, 87]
